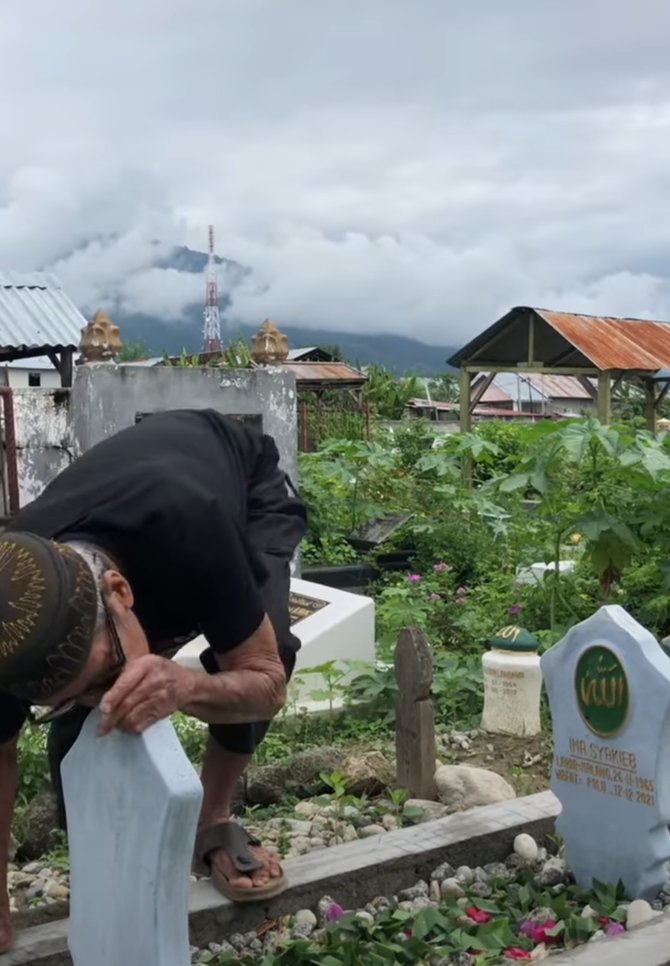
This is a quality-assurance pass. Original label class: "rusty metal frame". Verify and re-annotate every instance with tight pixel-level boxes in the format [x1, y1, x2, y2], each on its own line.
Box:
[0, 388, 19, 515]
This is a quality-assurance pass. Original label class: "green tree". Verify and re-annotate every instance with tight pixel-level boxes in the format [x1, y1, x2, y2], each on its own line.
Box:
[364, 364, 422, 419]
[116, 339, 150, 362]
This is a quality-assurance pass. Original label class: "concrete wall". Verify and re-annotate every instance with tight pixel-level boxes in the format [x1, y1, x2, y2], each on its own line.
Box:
[11, 389, 74, 509]
[7, 365, 299, 516]
[70, 365, 298, 483]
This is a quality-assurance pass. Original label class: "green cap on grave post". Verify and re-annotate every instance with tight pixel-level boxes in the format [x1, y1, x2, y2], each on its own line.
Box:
[488, 625, 540, 652]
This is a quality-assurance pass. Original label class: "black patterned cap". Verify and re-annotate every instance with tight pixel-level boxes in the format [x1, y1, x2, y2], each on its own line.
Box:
[0, 532, 99, 702]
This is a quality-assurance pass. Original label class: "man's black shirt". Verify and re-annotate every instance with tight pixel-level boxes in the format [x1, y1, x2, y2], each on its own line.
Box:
[0, 409, 274, 742]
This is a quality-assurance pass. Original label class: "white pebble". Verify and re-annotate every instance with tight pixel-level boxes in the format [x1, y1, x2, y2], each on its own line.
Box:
[440, 877, 465, 899]
[360, 824, 386, 838]
[342, 825, 358, 843]
[513, 833, 539, 863]
[355, 910, 374, 926]
[286, 820, 312, 835]
[626, 899, 658, 930]
[44, 880, 69, 900]
[430, 880, 441, 902]
[382, 814, 399, 831]
[292, 836, 312, 854]
[294, 909, 317, 928]
[581, 904, 596, 919]
[456, 865, 474, 886]
[294, 801, 318, 819]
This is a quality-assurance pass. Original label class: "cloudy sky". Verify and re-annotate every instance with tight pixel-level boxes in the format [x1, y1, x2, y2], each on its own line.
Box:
[2, 0, 670, 345]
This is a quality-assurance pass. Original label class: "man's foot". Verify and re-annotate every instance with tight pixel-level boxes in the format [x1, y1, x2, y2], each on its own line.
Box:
[0, 909, 15, 954]
[195, 819, 288, 901]
[210, 838, 284, 892]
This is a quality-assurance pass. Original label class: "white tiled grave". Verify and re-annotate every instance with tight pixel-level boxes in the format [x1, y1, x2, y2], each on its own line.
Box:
[174, 578, 376, 713]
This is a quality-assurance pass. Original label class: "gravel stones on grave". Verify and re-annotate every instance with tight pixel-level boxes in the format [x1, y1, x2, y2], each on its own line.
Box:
[187, 831, 670, 964]
[404, 798, 449, 823]
[7, 859, 70, 912]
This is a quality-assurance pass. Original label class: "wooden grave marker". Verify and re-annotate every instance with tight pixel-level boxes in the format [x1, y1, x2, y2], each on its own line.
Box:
[394, 626, 436, 800]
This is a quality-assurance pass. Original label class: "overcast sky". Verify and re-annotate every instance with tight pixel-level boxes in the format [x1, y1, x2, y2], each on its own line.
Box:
[2, 0, 670, 345]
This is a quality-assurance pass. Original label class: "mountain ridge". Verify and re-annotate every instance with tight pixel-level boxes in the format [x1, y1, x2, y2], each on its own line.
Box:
[113, 245, 460, 374]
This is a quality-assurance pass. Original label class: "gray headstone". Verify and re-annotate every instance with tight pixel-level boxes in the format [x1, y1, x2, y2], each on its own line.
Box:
[61, 708, 203, 966]
[541, 605, 670, 900]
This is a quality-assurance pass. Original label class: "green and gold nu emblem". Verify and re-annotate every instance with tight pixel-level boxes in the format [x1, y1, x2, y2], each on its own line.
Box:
[575, 645, 629, 737]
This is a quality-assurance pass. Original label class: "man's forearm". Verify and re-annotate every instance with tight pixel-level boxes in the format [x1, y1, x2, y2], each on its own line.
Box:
[182, 665, 287, 724]
[0, 739, 18, 906]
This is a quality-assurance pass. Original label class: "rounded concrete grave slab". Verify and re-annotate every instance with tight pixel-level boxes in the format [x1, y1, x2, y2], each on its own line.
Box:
[174, 577, 375, 713]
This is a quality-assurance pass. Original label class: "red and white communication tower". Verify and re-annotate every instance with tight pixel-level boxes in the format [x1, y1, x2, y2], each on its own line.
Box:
[202, 224, 222, 353]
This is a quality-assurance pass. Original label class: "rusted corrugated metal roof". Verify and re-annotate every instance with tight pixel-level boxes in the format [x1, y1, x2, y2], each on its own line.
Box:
[0, 272, 85, 350]
[448, 306, 670, 372]
[407, 397, 456, 411]
[525, 372, 593, 399]
[272, 360, 367, 385]
[479, 384, 512, 404]
[535, 310, 670, 371]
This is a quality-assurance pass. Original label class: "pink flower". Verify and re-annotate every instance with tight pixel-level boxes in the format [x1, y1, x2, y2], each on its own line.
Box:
[456, 586, 468, 595]
[428, 592, 442, 602]
[325, 902, 345, 921]
[465, 906, 492, 924]
[509, 603, 522, 615]
[604, 922, 625, 937]
[407, 573, 422, 583]
[504, 949, 532, 961]
[454, 597, 466, 605]
[520, 919, 558, 944]
[434, 562, 450, 572]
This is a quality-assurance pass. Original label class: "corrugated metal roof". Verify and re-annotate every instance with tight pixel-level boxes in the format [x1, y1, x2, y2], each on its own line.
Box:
[448, 306, 670, 372]
[525, 373, 593, 400]
[270, 360, 367, 385]
[2, 355, 55, 370]
[287, 347, 317, 360]
[407, 397, 456, 411]
[0, 271, 85, 350]
[476, 372, 591, 403]
[478, 383, 512, 404]
[536, 309, 670, 371]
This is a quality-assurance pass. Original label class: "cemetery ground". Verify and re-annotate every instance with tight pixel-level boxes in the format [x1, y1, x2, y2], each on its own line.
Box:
[10, 415, 670, 964]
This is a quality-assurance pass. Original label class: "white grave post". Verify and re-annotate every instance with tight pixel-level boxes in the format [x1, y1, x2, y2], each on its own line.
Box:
[541, 605, 670, 900]
[61, 707, 203, 966]
[174, 577, 375, 714]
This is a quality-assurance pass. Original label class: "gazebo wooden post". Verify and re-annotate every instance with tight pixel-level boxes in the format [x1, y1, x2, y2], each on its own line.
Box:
[644, 377, 657, 432]
[597, 370, 612, 424]
[460, 367, 473, 486]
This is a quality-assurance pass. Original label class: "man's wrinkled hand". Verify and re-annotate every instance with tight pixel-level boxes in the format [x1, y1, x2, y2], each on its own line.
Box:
[0, 902, 14, 954]
[98, 655, 195, 737]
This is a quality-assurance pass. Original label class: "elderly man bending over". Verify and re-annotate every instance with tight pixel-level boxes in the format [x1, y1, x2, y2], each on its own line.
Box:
[0, 409, 306, 953]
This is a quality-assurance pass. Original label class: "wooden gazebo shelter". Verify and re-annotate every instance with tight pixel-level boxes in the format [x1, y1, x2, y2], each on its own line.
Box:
[447, 306, 670, 432]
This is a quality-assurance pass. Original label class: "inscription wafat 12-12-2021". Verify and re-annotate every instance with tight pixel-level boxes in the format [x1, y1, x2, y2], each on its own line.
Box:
[541, 605, 670, 901]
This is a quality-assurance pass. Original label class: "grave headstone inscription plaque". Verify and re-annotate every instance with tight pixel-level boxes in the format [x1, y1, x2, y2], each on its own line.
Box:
[61, 708, 203, 966]
[541, 605, 670, 900]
